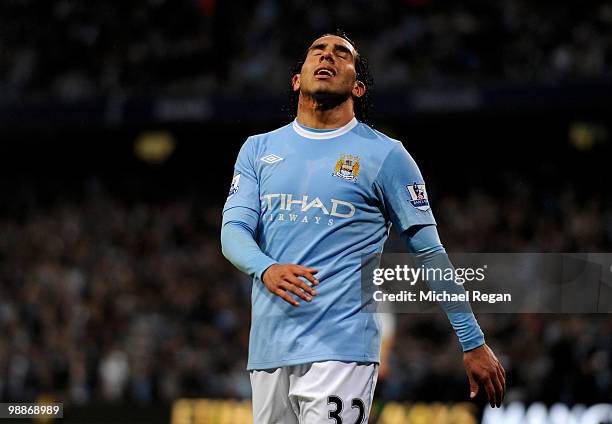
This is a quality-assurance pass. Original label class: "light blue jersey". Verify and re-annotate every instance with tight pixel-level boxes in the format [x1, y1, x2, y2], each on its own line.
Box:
[222, 117, 441, 370]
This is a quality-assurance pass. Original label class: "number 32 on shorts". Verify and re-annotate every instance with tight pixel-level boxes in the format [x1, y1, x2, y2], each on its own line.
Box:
[327, 395, 366, 424]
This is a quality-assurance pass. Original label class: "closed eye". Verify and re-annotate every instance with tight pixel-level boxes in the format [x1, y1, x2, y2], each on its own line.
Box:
[334, 46, 352, 60]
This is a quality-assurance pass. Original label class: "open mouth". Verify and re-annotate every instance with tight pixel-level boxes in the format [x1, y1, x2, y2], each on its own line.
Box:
[314, 67, 336, 79]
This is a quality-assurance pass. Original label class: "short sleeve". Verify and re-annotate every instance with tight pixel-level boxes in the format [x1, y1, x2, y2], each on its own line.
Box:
[223, 138, 260, 214]
[373, 142, 436, 233]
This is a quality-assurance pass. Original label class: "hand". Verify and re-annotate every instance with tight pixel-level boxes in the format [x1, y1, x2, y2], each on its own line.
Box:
[261, 264, 319, 307]
[463, 344, 506, 408]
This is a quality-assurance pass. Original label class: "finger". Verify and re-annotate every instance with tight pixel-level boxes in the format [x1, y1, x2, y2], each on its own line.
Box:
[285, 275, 317, 297]
[499, 362, 506, 380]
[496, 365, 506, 403]
[497, 363, 506, 386]
[467, 372, 479, 399]
[483, 378, 496, 408]
[297, 270, 319, 286]
[296, 265, 319, 275]
[274, 287, 299, 307]
[291, 266, 319, 287]
[491, 372, 504, 407]
[280, 280, 313, 302]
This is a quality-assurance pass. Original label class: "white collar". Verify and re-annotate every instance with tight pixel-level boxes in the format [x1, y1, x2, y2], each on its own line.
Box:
[292, 117, 358, 140]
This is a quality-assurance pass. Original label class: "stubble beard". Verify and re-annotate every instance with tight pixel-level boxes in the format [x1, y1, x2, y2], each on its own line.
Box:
[302, 85, 352, 112]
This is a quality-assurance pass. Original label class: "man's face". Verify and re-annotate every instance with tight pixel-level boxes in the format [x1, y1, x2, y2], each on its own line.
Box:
[292, 35, 364, 103]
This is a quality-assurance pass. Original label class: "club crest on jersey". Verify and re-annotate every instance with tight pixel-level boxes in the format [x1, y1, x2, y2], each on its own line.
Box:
[332, 154, 360, 183]
[406, 182, 430, 211]
[227, 173, 240, 198]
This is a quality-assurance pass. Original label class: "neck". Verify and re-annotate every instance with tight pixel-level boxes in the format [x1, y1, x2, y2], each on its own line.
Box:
[295, 92, 355, 129]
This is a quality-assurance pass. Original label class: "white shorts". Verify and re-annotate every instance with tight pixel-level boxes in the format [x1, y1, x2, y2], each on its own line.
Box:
[250, 360, 378, 424]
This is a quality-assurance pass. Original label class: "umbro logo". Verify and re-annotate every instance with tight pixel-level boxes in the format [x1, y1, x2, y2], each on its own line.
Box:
[260, 154, 283, 164]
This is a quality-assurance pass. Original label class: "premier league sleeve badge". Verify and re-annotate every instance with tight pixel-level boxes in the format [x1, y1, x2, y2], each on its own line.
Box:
[406, 182, 430, 211]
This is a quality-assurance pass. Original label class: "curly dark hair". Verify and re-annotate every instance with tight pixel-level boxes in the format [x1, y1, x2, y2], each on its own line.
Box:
[288, 30, 374, 124]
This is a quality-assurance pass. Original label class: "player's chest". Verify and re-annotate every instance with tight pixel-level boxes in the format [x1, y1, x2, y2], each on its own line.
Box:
[257, 149, 372, 204]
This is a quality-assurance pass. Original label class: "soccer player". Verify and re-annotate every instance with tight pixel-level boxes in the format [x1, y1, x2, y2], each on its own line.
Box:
[221, 31, 505, 423]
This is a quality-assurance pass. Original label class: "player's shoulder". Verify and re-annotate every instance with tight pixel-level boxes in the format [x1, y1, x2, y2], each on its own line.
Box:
[354, 122, 406, 156]
[354, 122, 424, 178]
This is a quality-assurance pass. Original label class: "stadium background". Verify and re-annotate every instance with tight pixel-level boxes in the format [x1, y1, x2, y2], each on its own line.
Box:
[1, 0, 611, 423]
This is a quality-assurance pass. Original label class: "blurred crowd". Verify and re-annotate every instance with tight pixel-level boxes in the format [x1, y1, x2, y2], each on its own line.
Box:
[0, 181, 251, 404]
[0, 177, 610, 405]
[2, 0, 612, 101]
